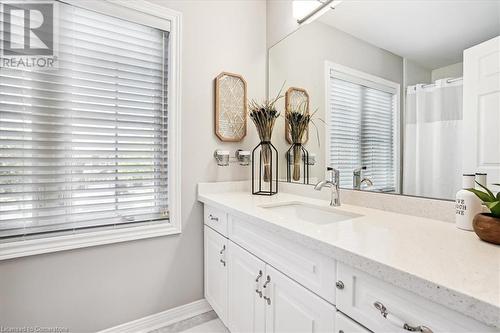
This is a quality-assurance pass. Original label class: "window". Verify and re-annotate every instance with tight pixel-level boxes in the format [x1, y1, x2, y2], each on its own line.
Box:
[326, 63, 399, 192]
[0, 1, 181, 250]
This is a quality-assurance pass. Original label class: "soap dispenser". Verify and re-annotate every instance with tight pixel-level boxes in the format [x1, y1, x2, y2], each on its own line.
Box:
[455, 174, 482, 231]
[475, 172, 487, 188]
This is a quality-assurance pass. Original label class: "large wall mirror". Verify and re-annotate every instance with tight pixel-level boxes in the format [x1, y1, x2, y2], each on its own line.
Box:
[269, 0, 500, 201]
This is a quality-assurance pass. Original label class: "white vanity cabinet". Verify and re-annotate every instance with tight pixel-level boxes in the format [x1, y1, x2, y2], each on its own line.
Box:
[204, 225, 228, 324]
[203, 204, 498, 333]
[204, 206, 337, 333]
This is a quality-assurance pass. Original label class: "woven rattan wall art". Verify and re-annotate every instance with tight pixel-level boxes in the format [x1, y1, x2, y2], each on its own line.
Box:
[214, 72, 247, 142]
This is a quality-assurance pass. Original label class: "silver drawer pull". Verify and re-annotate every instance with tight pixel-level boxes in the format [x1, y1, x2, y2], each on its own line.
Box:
[219, 245, 226, 267]
[374, 301, 433, 333]
[208, 214, 219, 221]
[255, 270, 263, 282]
[255, 270, 263, 297]
[262, 275, 271, 305]
[263, 275, 271, 288]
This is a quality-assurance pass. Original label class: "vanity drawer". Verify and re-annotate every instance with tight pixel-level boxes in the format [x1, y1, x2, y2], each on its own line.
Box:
[204, 205, 228, 236]
[228, 214, 336, 304]
[336, 263, 497, 333]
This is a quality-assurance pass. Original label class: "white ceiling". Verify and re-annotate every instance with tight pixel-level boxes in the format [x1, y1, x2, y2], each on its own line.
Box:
[318, 0, 500, 69]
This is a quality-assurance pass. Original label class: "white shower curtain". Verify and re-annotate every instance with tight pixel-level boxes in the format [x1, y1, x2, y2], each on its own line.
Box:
[403, 79, 463, 199]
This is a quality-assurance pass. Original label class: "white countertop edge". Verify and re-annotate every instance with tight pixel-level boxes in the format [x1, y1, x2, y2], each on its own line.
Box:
[197, 192, 500, 329]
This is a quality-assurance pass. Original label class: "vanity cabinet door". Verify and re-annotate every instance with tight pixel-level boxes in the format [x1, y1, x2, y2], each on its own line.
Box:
[204, 226, 228, 325]
[264, 265, 336, 333]
[227, 240, 266, 333]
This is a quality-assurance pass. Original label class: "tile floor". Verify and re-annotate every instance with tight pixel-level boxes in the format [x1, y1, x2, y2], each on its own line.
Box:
[149, 311, 228, 333]
[180, 319, 227, 333]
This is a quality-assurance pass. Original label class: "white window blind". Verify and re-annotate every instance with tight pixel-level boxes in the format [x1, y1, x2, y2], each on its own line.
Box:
[0, 2, 170, 239]
[328, 73, 397, 192]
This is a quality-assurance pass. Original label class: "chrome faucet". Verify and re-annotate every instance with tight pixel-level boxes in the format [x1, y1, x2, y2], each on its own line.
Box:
[353, 166, 374, 189]
[314, 167, 340, 206]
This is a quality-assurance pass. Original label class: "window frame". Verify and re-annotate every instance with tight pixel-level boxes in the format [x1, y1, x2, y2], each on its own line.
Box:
[0, 0, 183, 260]
[324, 61, 401, 192]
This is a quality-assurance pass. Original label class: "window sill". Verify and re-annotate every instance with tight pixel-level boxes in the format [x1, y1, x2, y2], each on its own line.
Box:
[0, 223, 181, 261]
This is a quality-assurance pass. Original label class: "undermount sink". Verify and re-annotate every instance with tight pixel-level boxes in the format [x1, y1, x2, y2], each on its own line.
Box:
[259, 202, 362, 225]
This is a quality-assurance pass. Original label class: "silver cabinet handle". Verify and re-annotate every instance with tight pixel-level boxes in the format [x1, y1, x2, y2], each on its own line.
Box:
[374, 302, 433, 333]
[208, 214, 219, 221]
[263, 275, 271, 305]
[255, 270, 263, 282]
[219, 245, 226, 266]
[255, 270, 263, 298]
[263, 275, 271, 288]
[336, 280, 344, 290]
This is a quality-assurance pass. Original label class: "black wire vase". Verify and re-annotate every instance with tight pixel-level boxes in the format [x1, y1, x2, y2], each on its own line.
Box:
[252, 141, 278, 195]
[286, 143, 309, 184]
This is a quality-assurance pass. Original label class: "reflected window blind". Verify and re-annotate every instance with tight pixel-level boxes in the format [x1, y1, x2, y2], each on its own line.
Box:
[328, 76, 396, 191]
[0, 3, 170, 239]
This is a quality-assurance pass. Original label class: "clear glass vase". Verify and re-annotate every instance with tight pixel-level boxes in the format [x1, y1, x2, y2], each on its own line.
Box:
[286, 143, 309, 184]
[252, 141, 278, 195]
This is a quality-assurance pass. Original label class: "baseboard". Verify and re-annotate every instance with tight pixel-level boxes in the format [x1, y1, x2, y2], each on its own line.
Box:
[99, 299, 212, 333]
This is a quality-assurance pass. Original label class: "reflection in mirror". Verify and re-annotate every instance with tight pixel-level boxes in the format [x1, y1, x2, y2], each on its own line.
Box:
[269, 0, 500, 200]
[285, 87, 309, 144]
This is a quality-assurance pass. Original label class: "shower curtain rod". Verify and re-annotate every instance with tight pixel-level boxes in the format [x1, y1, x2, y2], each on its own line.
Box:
[421, 77, 463, 88]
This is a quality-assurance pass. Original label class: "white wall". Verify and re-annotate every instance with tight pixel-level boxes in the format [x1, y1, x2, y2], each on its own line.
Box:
[269, 21, 403, 180]
[431, 62, 463, 81]
[403, 60, 463, 85]
[404, 58, 431, 86]
[0, 1, 266, 331]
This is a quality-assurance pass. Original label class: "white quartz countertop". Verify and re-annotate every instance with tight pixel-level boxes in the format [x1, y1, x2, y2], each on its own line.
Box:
[198, 184, 500, 328]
